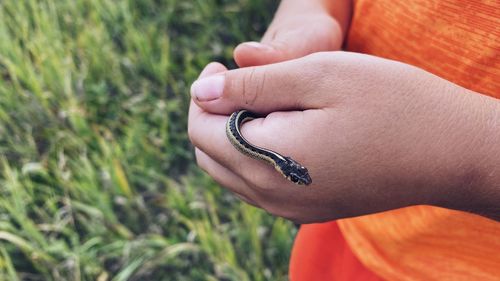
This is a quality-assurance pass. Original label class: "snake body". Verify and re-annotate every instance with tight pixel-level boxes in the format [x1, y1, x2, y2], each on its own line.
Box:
[226, 110, 312, 186]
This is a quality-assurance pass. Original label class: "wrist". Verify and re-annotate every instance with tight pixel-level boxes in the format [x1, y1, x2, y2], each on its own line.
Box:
[432, 88, 500, 220]
[467, 97, 500, 220]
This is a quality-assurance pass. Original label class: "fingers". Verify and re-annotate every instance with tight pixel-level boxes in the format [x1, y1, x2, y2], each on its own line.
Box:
[190, 64, 264, 208]
[188, 101, 281, 186]
[189, 100, 317, 188]
[234, 14, 343, 67]
[233, 41, 292, 67]
[190, 54, 329, 115]
[198, 61, 228, 79]
[195, 148, 260, 207]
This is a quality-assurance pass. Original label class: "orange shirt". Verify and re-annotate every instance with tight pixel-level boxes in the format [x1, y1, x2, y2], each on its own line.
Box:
[290, 0, 500, 280]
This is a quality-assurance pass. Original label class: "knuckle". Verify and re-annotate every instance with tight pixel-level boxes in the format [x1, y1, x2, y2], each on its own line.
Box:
[262, 202, 298, 222]
[235, 193, 261, 208]
[258, 195, 311, 223]
[194, 152, 202, 166]
[240, 169, 273, 191]
[196, 157, 205, 170]
[187, 120, 204, 149]
[235, 67, 267, 106]
[187, 123, 198, 147]
[194, 150, 205, 168]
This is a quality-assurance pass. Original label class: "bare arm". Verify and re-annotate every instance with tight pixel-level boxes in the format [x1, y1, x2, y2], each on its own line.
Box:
[460, 96, 500, 221]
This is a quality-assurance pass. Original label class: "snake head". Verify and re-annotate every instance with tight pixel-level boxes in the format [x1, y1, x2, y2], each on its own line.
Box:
[283, 157, 312, 186]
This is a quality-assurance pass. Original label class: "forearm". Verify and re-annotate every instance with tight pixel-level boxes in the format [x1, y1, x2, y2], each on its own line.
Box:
[436, 89, 500, 221]
[469, 94, 500, 220]
[275, 0, 352, 36]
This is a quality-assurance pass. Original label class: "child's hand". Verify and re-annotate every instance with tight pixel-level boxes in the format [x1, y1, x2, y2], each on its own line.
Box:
[189, 52, 500, 223]
[234, 1, 350, 67]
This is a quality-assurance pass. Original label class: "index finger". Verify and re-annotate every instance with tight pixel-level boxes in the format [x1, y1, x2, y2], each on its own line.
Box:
[189, 104, 319, 188]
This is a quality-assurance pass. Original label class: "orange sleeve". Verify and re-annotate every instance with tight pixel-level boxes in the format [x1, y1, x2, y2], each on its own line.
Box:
[290, 0, 500, 280]
[290, 221, 383, 281]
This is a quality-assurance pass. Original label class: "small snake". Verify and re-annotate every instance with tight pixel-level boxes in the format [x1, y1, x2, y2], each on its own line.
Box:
[226, 110, 312, 186]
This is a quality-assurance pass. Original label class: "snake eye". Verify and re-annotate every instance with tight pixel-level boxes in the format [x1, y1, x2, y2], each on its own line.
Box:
[290, 174, 299, 183]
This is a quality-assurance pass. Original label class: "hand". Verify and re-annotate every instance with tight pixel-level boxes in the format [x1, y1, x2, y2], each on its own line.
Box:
[233, 0, 350, 67]
[188, 52, 500, 223]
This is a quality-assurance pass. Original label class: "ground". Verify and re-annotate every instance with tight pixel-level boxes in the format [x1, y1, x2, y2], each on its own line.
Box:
[0, 1, 295, 280]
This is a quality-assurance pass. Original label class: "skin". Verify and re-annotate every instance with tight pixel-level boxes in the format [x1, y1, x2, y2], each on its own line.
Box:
[188, 0, 500, 223]
[234, 0, 350, 67]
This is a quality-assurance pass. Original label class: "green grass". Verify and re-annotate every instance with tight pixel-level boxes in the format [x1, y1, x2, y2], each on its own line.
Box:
[0, 1, 297, 280]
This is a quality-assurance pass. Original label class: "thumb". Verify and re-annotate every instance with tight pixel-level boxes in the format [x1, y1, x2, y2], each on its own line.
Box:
[190, 54, 325, 115]
[233, 41, 293, 68]
[234, 15, 343, 67]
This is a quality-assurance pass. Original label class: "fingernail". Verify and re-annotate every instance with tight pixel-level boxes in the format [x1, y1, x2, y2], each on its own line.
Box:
[190, 74, 225, 101]
[243, 41, 273, 51]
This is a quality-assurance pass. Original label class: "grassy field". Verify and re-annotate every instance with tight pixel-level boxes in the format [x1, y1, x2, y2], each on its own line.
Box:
[0, 1, 298, 280]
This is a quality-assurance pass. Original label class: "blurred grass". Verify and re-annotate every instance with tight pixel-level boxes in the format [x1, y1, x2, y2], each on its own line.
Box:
[0, 0, 299, 280]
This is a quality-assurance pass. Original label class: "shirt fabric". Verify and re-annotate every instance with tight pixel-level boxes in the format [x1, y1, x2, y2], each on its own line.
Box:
[289, 0, 500, 280]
